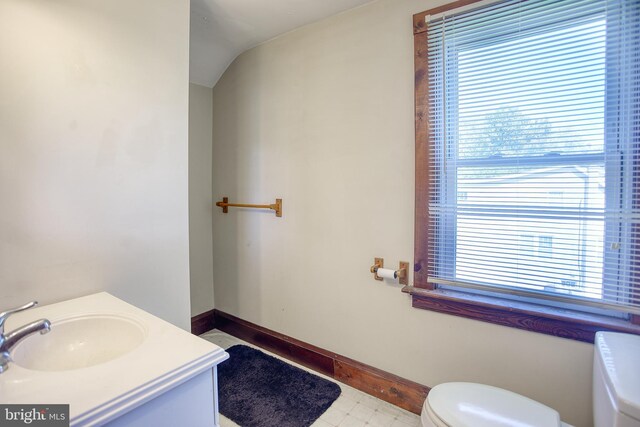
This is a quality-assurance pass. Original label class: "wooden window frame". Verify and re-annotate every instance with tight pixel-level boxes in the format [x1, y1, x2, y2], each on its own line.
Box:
[411, 0, 640, 343]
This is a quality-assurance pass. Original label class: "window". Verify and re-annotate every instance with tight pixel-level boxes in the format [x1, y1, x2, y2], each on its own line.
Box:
[412, 0, 640, 341]
[537, 236, 553, 258]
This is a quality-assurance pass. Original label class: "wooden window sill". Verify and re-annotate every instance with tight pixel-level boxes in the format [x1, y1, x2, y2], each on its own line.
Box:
[402, 286, 640, 343]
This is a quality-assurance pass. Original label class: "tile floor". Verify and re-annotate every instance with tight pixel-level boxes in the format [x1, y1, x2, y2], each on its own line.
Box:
[200, 330, 421, 427]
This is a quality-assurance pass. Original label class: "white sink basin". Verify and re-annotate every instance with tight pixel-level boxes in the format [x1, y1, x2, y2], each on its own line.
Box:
[11, 314, 146, 371]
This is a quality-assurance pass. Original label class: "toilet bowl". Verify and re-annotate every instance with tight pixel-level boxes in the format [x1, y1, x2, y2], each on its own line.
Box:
[421, 332, 640, 427]
[421, 382, 570, 427]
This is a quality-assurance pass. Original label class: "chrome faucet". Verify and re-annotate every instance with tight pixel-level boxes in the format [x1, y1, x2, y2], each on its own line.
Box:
[0, 301, 51, 373]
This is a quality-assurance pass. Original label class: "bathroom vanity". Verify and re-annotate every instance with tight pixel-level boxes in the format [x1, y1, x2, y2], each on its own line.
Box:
[0, 293, 229, 426]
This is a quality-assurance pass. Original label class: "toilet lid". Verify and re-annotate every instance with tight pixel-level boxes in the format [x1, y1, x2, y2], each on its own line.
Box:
[427, 382, 562, 427]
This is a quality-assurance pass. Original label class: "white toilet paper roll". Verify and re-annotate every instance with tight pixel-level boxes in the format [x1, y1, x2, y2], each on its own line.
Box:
[377, 268, 397, 279]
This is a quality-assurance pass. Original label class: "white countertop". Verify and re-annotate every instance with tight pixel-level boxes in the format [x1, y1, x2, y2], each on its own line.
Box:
[0, 292, 228, 426]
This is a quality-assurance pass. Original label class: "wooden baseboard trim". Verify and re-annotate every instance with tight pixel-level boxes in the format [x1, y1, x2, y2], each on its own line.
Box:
[191, 309, 215, 335]
[211, 309, 429, 415]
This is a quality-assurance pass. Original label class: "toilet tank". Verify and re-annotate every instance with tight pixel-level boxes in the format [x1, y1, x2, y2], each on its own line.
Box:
[593, 332, 640, 427]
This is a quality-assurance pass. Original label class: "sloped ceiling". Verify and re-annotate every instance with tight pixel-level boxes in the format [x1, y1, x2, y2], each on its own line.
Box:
[190, 0, 375, 88]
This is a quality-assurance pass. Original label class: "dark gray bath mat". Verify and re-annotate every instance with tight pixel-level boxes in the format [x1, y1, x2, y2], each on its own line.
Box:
[218, 344, 341, 427]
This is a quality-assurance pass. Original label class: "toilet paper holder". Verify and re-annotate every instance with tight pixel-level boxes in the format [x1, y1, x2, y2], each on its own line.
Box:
[370, 258, 409, 285]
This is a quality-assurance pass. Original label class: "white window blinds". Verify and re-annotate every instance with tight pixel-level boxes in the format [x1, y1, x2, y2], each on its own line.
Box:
[426, 0, 640, 315]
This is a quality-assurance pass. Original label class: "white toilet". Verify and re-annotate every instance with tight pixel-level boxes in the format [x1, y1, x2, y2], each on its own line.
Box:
[421, 331, 640, 427]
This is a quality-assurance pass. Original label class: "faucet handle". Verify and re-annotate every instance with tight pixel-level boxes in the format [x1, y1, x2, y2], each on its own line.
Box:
[0, 301, 38, 335]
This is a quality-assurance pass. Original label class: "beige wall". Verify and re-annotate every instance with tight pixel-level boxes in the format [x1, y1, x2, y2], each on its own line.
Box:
[211, 0, 595, 425]
[189, 83, 215, 316]
[0, 0, 191, 329]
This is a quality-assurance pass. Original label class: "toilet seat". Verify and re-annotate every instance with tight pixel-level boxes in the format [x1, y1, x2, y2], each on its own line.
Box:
[422, 396, 449, 427]
[423, 382, 562, 427]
